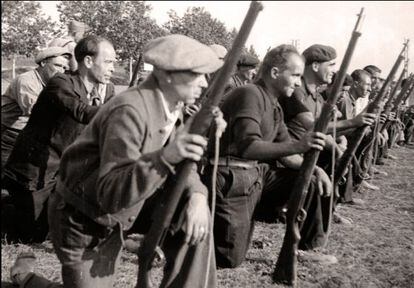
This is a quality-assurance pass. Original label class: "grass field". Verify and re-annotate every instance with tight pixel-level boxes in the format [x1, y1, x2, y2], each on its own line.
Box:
[2, 144, 414, 287]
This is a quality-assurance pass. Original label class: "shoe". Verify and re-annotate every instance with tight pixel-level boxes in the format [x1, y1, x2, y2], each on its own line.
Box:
[333, 212, 353, 225]
[372, 167, 388, 176]
[387, 154, 398, 160]
[10, 252, 36, 285]
[298, 250, 338, 265]
[361, 180, 380, 191]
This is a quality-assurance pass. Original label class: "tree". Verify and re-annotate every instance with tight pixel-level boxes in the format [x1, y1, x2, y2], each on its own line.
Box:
[1, 1, 59, 58]
[164, 7, 236, 50]
[57, 1, 166, 62]
[248, 45, 260, 59]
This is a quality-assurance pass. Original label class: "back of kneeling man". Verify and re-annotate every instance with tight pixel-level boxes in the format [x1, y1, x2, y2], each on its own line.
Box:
[203, 44, 333, 268]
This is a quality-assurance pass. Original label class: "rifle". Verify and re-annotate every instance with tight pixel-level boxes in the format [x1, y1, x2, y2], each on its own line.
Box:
[136, 2, 264, 288]
[334, 41, 408, 187]
[272, 8, 365, 287]
[379, 71, 412, 133]
[129, 53, 143, 87]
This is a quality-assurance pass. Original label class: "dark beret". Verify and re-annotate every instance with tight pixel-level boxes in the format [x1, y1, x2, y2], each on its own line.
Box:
[302, 44, 337, 65]
[238, 53, 259, 67]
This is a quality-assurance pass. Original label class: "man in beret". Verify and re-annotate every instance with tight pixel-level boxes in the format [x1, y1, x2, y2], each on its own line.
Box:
[224, 52, 259, 95]
[1, 47, 71, 169]
[49, 20, 91, 72]
[10, 34, 223, 288]
[203, 44, 336, 268]
[2, 35, 116, 244]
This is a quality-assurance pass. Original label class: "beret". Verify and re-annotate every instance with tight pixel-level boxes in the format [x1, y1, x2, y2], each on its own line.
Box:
[302, 44, 337, 65]
[144, 34, 223, 74]
[69, 20, 91, 33]
[209, 44, 228, 60]
[238, 53, 259, 67]
[35, 47, 72, 64]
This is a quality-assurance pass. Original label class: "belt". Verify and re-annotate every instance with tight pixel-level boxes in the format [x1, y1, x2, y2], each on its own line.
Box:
[209, 157, 258, 169]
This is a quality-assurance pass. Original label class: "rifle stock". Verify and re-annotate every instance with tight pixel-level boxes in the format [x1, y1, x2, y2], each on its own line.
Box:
[136, 2, 263, 288]
[272, 8, 365, 286]
[334, 41, 408, 186]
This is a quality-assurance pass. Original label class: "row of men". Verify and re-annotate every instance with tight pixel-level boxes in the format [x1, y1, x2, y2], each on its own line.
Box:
[1, 28, 412, 287]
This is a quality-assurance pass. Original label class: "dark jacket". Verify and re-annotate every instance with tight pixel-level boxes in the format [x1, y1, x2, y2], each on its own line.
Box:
[3, 72, 115, 191]
[56, 74, 207, 230]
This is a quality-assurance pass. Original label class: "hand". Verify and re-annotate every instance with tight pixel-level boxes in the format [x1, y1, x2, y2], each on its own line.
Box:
[182, 193, 210, 245]
[162, 117, 207, 164]
[336, 135, 348, 152]
[388, 111, 396, 120]
[352, 112, 377, 127]
[313, 167, 332, 197]
[183, 104, 200, 117]
[378, 132, 385, 147]
[297, 131, 326, 153]
[379, 113, 387, 124]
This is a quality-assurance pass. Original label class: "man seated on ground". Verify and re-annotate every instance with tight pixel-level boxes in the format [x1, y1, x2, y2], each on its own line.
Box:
[10, 34, 223, 288]
[203, 44, 336, 269]
[2, 35, 116, 243]
[1, 47, 71, 169]
[336, 69, 378, 202]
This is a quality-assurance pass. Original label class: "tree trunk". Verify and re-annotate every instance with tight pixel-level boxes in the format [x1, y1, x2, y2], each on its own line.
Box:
[12, 54, 16, 80]
[129, 56, 133, 82]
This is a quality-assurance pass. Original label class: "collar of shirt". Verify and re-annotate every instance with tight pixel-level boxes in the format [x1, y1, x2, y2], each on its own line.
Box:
[157, 89, 183, 145]
[34, 68, 47, 87]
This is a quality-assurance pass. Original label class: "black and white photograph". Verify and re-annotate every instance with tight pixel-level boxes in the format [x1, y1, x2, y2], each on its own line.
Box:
[1, 1, 414, 287]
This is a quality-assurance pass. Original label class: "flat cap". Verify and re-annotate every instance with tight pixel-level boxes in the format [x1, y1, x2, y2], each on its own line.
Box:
[143, 34, 223, 74]
[69, 20, 91, 33]
[35, 46, 72, 64]
[238, 53, 259, 67]
[209, 44, 228, 60]
[302, 44, 337, 65]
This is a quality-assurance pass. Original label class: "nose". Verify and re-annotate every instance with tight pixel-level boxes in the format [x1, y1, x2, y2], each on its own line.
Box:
[199, 74, 208, 88]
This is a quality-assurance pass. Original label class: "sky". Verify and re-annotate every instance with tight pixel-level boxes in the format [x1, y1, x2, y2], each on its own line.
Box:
[39, 1, 414, 78]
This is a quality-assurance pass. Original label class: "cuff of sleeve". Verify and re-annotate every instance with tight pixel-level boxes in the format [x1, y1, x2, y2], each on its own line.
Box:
[159, 150, 176, 175]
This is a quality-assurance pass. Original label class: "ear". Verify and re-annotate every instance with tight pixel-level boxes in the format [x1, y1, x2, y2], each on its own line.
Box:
[311, 62, 320, 72]
[83, 55, 94, 68]
[270, 67, 279, 79]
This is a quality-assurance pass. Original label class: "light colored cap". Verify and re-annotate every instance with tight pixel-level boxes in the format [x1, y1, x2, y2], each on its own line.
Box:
[48, 37, 75, 49]
[143, 34, 224, 74]
[35, 46, 72, 64]
[209, 44, 228, 60]
[69, 20, 91, 33]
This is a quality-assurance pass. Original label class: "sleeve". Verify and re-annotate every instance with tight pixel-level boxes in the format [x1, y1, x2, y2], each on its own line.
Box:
[95, 105, 207, 214]
[15, 76, 41, 115]
[229, 87, 264, 154]
[46, 75, 99, 124]
[279, 92, 309, 123]
[96, 105, 171, 213]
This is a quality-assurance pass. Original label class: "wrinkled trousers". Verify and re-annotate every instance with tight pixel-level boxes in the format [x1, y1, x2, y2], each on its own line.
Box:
[203, 164, 331, 268]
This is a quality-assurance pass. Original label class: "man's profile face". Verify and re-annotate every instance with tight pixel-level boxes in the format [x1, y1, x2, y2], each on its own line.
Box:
[43, 55, 70, 80]
[239, 66, 256, 81]
[355, 74, 372, 99]
[88, 41, 116, 84]
[274, 53, 304, 97]
[315, 59, 336, 85]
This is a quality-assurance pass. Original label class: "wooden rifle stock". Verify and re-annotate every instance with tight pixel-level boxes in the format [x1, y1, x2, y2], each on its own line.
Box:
[272, 8, 365, 287]
[334, 41, 408, 186]
[136, 2, 263, 288]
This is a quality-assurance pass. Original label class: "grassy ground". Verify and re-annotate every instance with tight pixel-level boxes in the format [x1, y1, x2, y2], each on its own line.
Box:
[2, 146, 414, 288]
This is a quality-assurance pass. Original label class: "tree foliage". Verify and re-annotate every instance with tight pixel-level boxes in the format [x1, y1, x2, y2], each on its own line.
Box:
[1, 1, 59, 58]
[57, 1, 166, 61]
[164, 7, 236, 50]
